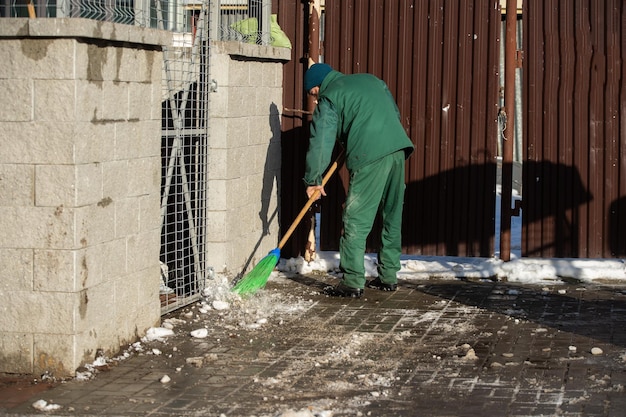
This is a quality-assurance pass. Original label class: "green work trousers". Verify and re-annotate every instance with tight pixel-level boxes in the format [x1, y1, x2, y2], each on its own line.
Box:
[340, 150, 406, 289]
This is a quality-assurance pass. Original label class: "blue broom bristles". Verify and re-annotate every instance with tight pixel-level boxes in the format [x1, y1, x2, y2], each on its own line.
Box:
[231, 248, 281, 296]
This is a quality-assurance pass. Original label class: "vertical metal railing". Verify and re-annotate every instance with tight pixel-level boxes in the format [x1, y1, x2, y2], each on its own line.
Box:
[158, 0, 210, 313]
[158, 0, 273, 313]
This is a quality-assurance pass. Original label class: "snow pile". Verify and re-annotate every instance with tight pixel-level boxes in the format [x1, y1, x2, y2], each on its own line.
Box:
[273, 187, 626, 286]
[277, 251, 626, 286]
[143, 327, 175, 342]
[139, 271, 314, 350]
[32, 399, 61, 412]
[272, 408, 333, 417]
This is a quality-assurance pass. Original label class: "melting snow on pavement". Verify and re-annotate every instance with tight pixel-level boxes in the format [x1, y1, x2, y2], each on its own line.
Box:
[32, 189, 626, 415]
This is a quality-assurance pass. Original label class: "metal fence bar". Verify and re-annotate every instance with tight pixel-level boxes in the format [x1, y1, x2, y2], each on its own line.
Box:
[1, 0, 273, 44]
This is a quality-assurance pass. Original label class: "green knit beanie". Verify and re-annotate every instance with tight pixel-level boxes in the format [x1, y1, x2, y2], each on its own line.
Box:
[304, 63, 333, 92]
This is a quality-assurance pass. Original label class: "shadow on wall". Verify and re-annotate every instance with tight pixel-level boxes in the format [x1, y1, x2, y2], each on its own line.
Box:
[258, 103, 282, 236]
[400, 162, 498, 257]
[314, 159, 596, 260]
[316, 161, 497, 258]
[296, 159, 496, 256]
[521, 161, 593, 258]
[237, 103, 283, 278]
[401, 160, 594, 258]
[277, 123, 310, 259]
[609, 196, 626, 257]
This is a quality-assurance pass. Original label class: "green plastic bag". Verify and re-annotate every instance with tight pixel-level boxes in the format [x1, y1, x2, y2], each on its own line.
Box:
[230, 16, 258, 44]
[230, 14, 292, 48]
[270, 14, 292, 48]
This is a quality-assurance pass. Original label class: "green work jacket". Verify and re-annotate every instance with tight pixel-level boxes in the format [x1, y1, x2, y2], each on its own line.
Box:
[304, 70, 414, 186]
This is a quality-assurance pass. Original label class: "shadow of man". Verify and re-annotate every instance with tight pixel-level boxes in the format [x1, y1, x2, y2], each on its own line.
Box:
[259, 102, 282, 236]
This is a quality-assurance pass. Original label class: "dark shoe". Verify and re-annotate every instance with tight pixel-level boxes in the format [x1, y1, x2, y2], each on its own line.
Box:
[367, 277, 397, 291]
[324, 282, 363, 298]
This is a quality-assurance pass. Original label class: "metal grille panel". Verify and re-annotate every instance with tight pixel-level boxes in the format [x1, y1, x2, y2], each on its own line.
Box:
[159, 0, 272, 313]
[158, 2, 211, 313]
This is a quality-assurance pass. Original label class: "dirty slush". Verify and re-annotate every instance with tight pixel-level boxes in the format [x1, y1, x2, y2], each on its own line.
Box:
[2, 270, 626, 416]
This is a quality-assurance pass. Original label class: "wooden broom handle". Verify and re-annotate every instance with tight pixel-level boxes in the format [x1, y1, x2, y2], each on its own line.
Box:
[277, 155, 342, 250]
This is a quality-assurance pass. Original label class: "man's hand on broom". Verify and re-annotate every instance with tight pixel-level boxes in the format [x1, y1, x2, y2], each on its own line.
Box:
[306, 185, 326, 200]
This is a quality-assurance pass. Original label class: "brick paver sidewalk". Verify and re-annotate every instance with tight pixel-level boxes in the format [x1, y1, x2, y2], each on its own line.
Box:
[2, 274, 625, 416]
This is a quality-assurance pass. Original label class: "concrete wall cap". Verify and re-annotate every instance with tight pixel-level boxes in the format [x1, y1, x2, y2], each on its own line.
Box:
[212, 40, 291, 62]
[0, 18, 172, 48]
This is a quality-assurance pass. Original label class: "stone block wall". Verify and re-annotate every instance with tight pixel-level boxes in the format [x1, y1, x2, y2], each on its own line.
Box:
[0, 19, 170, 376]
[207, 42, 290, 274]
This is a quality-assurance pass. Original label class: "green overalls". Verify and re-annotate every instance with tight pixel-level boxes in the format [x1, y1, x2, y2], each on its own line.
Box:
[304, 71, 414, 289]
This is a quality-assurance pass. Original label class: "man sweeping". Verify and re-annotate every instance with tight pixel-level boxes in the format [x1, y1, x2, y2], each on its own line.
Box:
[303, 63, 414, 298]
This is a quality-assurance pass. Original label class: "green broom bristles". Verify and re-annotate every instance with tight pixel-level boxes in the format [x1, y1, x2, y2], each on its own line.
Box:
[231, 248, 280, 296]
[231, 156, 341, 296]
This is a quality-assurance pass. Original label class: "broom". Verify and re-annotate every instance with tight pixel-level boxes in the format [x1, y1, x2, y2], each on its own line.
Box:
[232, 155, 342, 296]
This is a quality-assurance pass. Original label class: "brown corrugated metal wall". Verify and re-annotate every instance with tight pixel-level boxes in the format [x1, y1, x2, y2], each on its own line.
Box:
[325, 0, 502, 257]
[522, 0, 626, 258]
[277, 0, 625, 260]
[277, 0, 502, 259]
[278, 0, 501, 256]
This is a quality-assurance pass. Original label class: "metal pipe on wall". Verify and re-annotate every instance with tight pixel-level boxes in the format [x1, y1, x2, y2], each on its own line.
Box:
[304, 0, 321, 262]
[307, 0, 320, 109]
[499, 0, 517, 261]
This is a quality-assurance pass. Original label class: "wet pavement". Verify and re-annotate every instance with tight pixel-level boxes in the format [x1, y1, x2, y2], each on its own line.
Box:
[1, 273, 626, 417]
